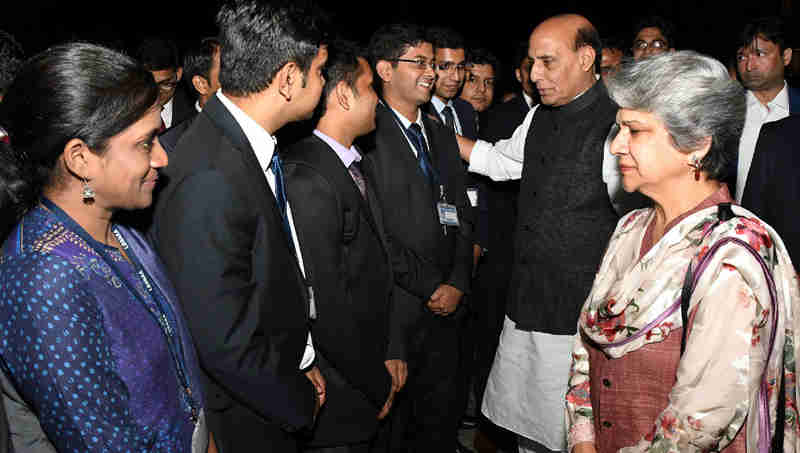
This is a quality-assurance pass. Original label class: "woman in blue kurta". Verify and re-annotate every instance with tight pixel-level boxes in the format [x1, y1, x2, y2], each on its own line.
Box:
[0, 43, 208, 452]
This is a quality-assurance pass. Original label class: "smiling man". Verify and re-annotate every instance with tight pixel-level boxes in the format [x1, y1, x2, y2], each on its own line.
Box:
[454, 14, 644, 453]
[361, 23, 474, 453]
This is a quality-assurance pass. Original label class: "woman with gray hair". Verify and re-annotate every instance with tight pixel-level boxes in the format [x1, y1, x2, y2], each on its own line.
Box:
[565, 51, 800, 453]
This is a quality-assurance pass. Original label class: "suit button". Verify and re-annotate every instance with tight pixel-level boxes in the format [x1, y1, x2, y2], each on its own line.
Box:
[602, 378, 611, 387]
[602, 421, 612, 428]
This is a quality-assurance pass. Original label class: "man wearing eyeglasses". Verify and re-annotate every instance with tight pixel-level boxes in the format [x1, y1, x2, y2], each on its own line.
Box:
[630, 16, 675, 60]
[362, 23, 474, 453]
[135, 37, 195, 129]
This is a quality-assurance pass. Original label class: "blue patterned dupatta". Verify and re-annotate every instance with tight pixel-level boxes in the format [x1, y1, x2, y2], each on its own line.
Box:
[0, 200, 206, 451]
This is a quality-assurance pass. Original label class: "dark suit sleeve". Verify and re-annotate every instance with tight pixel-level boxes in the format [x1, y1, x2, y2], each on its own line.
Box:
[742, 121, 800, 265]
[284, 164, 392, 408]
[154, 171, 315, 431]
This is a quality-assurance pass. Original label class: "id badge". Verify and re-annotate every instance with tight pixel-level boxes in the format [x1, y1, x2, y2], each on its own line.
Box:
[437, 202, 460, 226]
[466, 187, 479, 207]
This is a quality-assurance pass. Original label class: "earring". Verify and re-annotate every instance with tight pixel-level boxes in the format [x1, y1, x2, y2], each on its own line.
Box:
[81, 178, 95, 202]
[689, 155, 701, 181]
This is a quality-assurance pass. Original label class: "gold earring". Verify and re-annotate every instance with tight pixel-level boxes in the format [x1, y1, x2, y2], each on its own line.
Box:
[689, 155, 701, 181]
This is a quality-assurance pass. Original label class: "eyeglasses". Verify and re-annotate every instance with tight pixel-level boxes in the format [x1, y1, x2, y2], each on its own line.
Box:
[157, 78, 179, 91]
[435, 62, 467, 73]
[632, 39, 668, 51]
[390, 58, 436, 70]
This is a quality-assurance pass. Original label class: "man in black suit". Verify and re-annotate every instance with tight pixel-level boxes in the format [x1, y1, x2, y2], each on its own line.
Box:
[283, 41, 444, 453]
[150, 3, 328, 451]
[135, 37, 195, 129]
[741, 115, 800, 266]
[361, 23, 474, 452]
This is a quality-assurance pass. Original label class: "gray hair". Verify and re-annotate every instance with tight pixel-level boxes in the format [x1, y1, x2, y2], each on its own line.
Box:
[605, 50, 745, 181]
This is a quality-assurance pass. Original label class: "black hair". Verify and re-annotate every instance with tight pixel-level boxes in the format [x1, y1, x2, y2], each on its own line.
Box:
[0, 42, 158, 237]
[426, 27, 465, 51]
[135, 37, 181, 71]
[317, 40, 364, 118]
[576, 24, 602, 74]
[512, 41, 530, 70]
[216, 0, 325, 97]
[601, 35, 627, 54]
[0, 30, 23, 98]
[632, 15, 676, 49]
[466, 47, 499, 73]
[183, 37, 220, 97]
[368, 23, 428, 70]
[739, 16, 789, 52]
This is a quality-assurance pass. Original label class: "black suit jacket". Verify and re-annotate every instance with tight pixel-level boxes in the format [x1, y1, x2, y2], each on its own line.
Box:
[150, 96, 316, 438]
[358, 103, 473, 357]
[283, 135, 442, 445]
[741, 114, 800, 267]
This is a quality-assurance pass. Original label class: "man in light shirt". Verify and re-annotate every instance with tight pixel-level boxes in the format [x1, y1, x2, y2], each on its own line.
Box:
[733, 16, 800, 202]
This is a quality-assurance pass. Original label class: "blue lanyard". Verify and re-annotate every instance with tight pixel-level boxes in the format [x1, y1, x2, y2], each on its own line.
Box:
[382, 101, 442, 186]
[40, 199, 199, 422]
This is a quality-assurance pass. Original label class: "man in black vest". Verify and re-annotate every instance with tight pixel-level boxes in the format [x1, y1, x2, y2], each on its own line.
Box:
[457, 14, 634, 453]
[361, 23, 474, 453]
[283, 41, 443, 452]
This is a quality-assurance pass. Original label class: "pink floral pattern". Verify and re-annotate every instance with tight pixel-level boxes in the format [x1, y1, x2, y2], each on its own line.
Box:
[566, 204, 800, 453]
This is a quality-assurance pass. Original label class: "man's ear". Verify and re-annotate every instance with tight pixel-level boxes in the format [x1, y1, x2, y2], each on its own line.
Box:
[515, 68, 522, 84]
[277, 61, 301, 102]
[783, 47, 793, 67]
[375, 60, 393, 84]
[578, 46, 596, 73]
[334, 80, 351, 111]
[192, 75, 210, 97]
[176, 67, 183, 82]
[61, 138, 94, 180]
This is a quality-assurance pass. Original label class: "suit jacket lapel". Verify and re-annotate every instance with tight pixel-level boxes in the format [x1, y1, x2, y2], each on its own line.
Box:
[203, 96, 303, 266]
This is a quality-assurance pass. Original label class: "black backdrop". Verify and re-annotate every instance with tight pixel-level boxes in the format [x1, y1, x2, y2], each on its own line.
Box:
[1, 0, 793, 93]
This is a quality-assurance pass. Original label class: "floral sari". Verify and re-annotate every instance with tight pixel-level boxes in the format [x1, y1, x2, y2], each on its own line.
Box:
[566, 200, 800, 453]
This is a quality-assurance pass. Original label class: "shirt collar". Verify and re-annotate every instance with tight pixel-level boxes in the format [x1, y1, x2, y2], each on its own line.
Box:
[313, 129, 362, 168]
[388, 103, 424, 130]
[216, 91, 277, 173]
[522, 92, 535, 109]
[747, 81, 789, 111]
[194, 100, 202, 113]
[431, 95, 454, 115]
[161, 97, 174, 127]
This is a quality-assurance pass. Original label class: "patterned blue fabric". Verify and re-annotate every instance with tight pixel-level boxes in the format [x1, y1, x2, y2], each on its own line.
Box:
[0, 204, 203, 452]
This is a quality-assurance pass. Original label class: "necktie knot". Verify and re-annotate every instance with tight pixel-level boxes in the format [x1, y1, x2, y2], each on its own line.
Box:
[441, 105, 456, 132]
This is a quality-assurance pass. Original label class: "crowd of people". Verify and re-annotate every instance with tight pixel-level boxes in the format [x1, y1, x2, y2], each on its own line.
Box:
[0, 2, 799, 453]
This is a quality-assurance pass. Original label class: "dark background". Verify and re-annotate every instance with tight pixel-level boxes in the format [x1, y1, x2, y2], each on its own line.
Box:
[1, 0, 794, 92]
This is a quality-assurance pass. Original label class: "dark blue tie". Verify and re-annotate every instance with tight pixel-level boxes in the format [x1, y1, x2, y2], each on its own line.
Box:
[407, 123, 438, 187]
[441, 105, 456, 132]
[270, 152, 296, 255]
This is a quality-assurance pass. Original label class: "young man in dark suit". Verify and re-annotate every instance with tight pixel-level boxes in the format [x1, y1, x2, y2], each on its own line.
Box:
[284, 41, 444, 453]
[150, 3, 328, 451]
[361, 23, 474, 453]
[135, 37, 195, 129]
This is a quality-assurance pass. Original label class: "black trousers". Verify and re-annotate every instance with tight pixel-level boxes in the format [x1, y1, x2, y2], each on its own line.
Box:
[207, 403, 300, 453]
[373, 310, 467, 452]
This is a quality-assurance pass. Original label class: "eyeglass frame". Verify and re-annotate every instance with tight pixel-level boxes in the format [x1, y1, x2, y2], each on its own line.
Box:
[632, 39, 669, 51]
[389, 58, 436, 70]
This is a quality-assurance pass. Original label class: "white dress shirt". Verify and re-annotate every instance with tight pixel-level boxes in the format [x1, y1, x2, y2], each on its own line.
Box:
[160, 97, 174, 128]
[387, 102, 429, 158]
[735, 82, 790, 202]
[522, 92, 535, 110]
[431, 95, 463, 135]
[217, 91, 316, 370]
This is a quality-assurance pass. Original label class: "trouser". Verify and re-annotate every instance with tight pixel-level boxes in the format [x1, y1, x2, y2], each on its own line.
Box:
[517, 436, 564, 453]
